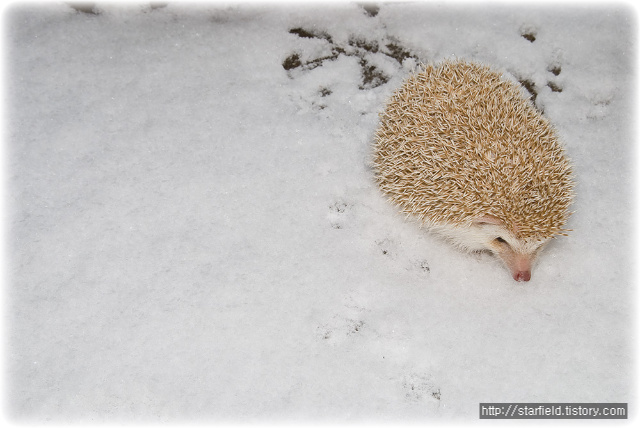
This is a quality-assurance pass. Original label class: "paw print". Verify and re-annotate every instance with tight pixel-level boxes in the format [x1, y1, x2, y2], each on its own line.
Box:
[511, 25, 566, 112]
[316, 316, 366, 345]
[328, 200, 351, 229]
[403, 372, 441, 403]
[410, 259, 431, 274]
[375, 238, 397, 258]
[316, 294, 369, 346]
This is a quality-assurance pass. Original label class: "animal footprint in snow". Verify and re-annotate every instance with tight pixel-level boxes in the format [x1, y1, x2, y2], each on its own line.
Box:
[316, 316, 366, 345]
[375, 238, 397, 259]
[586, 90, 615, 120]
[513, 27, 565, 110]
[316, 294, 369, 345]
[328, 200, 351, 229]
[546, 50, 563, 93]
[410, 259, 431, 274]
[520, 24, 537, 43]
[313, 87, 332, 111]
[402, 372, 441, 404]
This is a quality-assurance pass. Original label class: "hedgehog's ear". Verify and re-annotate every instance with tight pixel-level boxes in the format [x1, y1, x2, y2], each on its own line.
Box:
[472, 214, 504, 226]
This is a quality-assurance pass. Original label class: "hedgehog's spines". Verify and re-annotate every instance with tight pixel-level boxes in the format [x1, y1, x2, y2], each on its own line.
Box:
[374, 59, 574, 242]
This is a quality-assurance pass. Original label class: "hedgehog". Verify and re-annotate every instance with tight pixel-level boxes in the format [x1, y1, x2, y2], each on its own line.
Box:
[373, 59, 574, 282]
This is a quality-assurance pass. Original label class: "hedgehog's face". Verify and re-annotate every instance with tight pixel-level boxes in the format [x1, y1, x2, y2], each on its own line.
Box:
[485, 231, 547, 282]
[473, 218, 547, 282]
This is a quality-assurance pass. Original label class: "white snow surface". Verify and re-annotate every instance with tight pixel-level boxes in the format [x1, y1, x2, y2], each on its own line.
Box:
[3, 0, 637, 424]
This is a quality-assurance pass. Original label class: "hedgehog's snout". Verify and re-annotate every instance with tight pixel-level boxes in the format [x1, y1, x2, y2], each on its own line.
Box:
[503, 251, 534, 282]
[489, 236, 535, 282]
[513, 270, 531, 282]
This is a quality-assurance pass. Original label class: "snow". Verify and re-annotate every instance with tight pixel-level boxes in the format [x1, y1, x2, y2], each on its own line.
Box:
[3, 0, 636, 424]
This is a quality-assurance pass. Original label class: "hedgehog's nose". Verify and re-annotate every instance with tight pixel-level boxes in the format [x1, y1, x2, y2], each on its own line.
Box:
[514, 271, 531, 282]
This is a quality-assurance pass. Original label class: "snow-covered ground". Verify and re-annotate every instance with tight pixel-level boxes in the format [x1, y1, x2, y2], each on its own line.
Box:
[3, 0, 636, 424]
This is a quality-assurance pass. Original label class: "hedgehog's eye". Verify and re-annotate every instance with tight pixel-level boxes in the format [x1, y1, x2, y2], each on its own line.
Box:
[495, 237, 507, 244]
